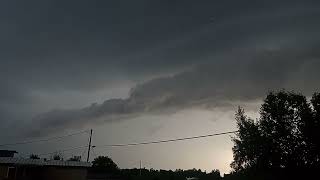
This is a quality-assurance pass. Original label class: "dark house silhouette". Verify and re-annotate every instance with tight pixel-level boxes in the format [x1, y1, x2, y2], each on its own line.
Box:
[0, 151, 17, 158]
[0, 150, 91, 180]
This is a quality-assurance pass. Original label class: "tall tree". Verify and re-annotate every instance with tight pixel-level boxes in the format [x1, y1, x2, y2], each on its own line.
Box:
[231, 90, 319, 173]
[308, 93, 320, 166]
[231, 107, 264, 171]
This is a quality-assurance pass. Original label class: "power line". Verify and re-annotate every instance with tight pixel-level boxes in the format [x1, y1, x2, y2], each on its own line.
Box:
[23, 130, 238, 158]
[94, 130, 238, 148]
[0, 130, 90, 147]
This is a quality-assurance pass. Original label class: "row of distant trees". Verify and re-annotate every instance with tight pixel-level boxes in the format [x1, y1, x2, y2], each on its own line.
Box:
[29, 152, 81, 161]
[91, 156, 221, 180]
[121, 168, 221, 180]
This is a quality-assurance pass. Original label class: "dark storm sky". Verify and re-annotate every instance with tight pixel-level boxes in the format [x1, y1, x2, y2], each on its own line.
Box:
[1, 0, 320, 173]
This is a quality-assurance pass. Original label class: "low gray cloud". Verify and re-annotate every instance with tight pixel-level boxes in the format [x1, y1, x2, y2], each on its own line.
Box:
[25, 46, 320, 136]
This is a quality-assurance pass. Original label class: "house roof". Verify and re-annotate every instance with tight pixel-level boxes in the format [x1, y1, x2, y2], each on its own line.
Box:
[0, 157, 92, 167]
[0, 150, 18, 153]
[0, 150, 18, 157]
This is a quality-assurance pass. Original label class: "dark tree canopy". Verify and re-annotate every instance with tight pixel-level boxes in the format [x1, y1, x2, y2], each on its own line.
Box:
[29, 154, 40, 159]
[50, 152, 63, 161]
[68, 155, 81, 162]
[92, 156, 119, 173]
[231, 90, 320, 173]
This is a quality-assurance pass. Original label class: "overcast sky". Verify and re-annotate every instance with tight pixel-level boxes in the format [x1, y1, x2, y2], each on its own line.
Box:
[1, 0, 320, 174]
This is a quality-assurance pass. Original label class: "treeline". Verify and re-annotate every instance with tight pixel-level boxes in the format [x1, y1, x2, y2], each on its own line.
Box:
[90, 156, 221, 180]
[121, 168, 221, 180]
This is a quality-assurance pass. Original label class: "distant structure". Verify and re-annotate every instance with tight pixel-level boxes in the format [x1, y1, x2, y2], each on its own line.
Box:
[0, 150, 17, 158]
[0, 150, 91, 180]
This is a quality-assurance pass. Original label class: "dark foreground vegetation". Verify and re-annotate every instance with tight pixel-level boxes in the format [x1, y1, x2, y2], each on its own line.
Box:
[90, 156, 221, 180]
[228, 90, 320, 179]
[121, 168, 221, 180]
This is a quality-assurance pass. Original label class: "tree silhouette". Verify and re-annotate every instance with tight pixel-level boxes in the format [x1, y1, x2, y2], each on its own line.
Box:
[231, 90, 320, 176]
[68, 155, 81, 161]
[307, 93, 320, 166]
[92, 156, 119, 173]
[50, 152, 63, 160]
[231, 107, 263, 171]
[29, 154, 40, 159]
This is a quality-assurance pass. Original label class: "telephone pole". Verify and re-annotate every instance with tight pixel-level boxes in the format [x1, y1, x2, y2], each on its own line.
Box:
[139, 160, 142, 176]
[86, 129, 93, 162]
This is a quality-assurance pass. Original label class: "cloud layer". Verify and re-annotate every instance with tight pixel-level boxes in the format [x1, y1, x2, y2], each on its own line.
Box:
[26, 46, 320, 136]
[1, 0, 320, 137]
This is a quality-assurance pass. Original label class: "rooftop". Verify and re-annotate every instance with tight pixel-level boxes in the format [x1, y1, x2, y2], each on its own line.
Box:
[0, 157, 92, 167]
[0, 150, 18, 158]
[0, 150, 18, 153]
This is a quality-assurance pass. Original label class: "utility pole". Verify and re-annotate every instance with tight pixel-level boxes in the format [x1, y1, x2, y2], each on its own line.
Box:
[139, 160, 142, 176]
[87, 129, 93, 162]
